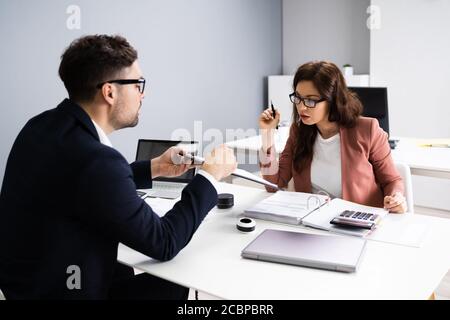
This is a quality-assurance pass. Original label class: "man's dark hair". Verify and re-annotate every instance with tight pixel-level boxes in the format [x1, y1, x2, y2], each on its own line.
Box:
[59, 34, 138, 102]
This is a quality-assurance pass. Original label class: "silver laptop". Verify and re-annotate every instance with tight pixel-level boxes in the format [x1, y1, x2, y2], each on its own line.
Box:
[241, 229, 366, 272]
[135, 139, 198, 199]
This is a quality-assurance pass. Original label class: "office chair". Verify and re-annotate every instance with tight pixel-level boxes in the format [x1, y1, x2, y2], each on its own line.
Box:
[394, 162, 414, 213]
[349, 87, 398, 149]
[348, 87, 389, 134]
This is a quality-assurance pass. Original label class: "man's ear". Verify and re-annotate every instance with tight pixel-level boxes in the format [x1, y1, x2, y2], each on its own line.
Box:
[101, 83, 115, 105]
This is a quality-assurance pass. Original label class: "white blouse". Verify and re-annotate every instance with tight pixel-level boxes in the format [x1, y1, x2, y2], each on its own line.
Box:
[311, 133, 342, 198]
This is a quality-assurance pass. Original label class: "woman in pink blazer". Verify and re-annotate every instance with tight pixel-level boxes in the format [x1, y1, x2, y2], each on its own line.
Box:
[259, 61, 407, 213]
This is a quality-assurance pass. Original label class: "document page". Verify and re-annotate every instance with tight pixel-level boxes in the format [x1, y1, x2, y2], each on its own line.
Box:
[367, 213, 428, 247]
[232, 168, 280, 190]
[245, 191, 329, 219]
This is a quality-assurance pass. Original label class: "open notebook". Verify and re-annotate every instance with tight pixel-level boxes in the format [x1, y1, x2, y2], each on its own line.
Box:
[244, 191, 329, 225]
[244, 191, 388, 237]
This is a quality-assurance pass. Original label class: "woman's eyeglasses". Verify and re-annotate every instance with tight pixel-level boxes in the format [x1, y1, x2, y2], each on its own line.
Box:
[289, 92, 326, 108]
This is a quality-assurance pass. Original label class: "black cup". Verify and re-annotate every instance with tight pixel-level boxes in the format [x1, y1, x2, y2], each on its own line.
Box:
[217, 193, 234, 209]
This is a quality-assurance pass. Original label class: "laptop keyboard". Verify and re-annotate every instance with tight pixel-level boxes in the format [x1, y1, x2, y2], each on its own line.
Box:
[144, 182, 187, 199]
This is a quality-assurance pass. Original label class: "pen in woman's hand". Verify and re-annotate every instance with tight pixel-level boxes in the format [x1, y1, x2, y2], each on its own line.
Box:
[271, 100, 278, 129]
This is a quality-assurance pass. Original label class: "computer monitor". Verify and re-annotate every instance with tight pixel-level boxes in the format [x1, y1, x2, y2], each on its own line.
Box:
[135, 139, 198, 183]
[348, 87, 389, 135]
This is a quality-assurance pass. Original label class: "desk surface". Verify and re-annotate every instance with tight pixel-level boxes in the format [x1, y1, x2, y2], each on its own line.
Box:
[118, 183, 450, 299]
[225, 133, 450, 178]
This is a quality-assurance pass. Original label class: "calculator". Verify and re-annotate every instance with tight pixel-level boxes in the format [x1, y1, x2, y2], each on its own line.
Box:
[330, 210, 381, 230]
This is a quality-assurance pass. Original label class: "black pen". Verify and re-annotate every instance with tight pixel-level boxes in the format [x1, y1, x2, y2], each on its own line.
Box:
[270, 100, 278, 129]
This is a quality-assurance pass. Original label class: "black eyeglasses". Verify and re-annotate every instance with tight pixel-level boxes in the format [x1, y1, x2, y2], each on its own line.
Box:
[289, 92, 327, 108]
[97, 78, 146, 94]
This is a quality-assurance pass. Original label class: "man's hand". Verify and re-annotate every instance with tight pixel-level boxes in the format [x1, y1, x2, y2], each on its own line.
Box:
[151, 147, 193, 179]
[202, 145, 237, 181]
[384, 191, 407, 213]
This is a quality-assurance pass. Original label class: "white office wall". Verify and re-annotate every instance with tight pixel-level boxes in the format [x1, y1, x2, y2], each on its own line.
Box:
[0, 0, 282, 187]
[282, 0, 370, 75]
[370, 0, 450, 138]
[370, 0, 450, 212]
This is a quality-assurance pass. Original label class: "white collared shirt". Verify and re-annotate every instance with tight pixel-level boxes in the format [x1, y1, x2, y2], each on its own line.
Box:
[91, 120, 113, 148]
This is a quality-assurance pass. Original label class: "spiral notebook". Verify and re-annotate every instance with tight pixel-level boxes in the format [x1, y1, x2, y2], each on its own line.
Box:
[243, 191, 330, 225]
[244, 192, 388, 237]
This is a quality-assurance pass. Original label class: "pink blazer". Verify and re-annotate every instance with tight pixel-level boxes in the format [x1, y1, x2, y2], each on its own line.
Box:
[260, 117, 404, 208]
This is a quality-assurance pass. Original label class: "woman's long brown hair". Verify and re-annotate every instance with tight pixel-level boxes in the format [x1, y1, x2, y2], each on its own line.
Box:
[291, 61, 362, 172]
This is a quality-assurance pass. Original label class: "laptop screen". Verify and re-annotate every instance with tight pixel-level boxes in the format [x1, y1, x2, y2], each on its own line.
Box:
[135, 139, 198, 183]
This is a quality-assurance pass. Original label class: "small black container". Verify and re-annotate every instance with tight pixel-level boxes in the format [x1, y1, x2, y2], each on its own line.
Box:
[217, 193, 234, 209]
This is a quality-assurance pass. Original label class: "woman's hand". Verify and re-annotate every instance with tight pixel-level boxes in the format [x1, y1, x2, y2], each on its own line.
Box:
[384, 191, 407, 213]
[259, 107, 280, 130]
[259, 107, 280, 152]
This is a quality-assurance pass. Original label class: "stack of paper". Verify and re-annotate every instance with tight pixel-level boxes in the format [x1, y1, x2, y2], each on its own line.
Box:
[244, 191, 329, 225]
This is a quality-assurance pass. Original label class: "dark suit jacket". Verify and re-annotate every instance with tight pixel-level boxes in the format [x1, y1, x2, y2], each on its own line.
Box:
[0, 99, 217, 299]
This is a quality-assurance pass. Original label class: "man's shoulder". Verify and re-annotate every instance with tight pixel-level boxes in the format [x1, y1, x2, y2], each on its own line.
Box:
[64, 128, 126, 175]
[17, 102, 124, 167]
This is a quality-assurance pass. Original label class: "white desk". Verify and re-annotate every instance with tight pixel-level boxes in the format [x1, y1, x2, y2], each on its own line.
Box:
[225, 132, 450, 180]
[118, 182, 450, 299]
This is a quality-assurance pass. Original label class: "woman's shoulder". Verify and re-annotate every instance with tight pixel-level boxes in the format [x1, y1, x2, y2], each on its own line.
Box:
[342, 116, 385, 143]
[354, 116, 379, 129]
[351, 116, 383, 136]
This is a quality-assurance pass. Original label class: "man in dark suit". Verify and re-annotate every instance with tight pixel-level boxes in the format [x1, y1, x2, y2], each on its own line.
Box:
[0, 35, 237, 299]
